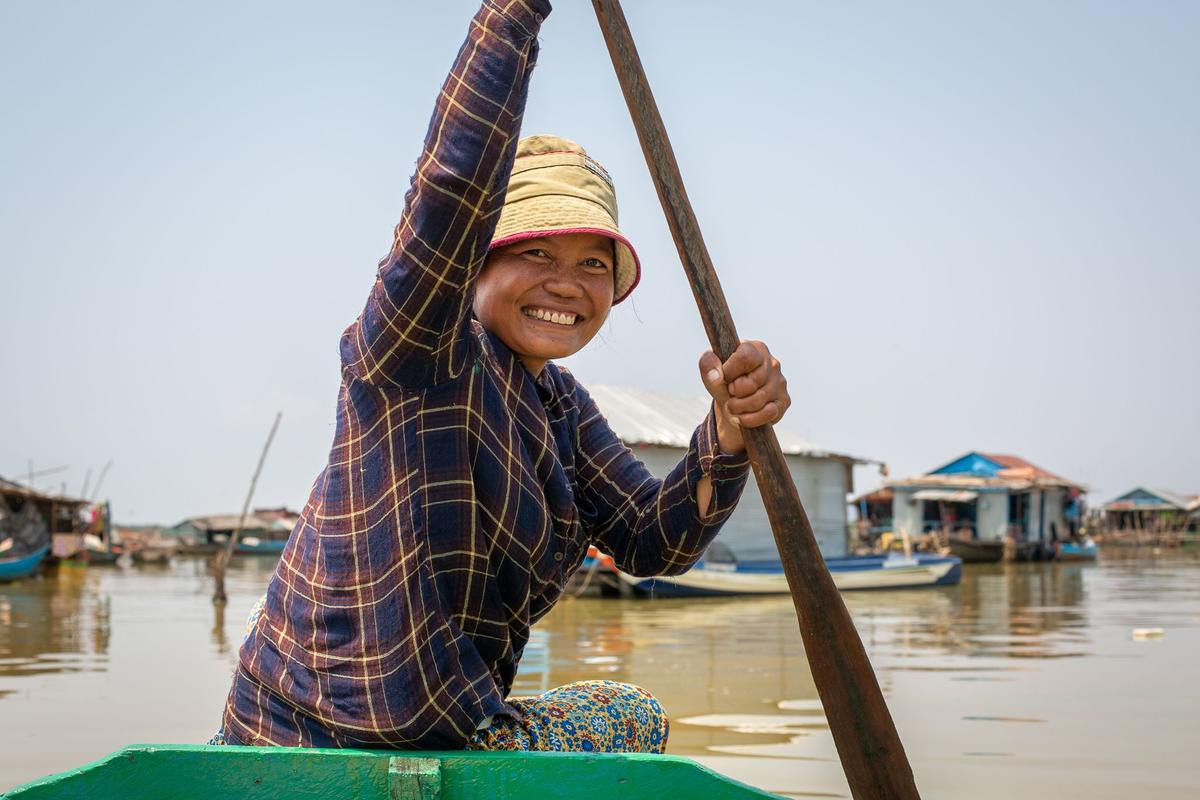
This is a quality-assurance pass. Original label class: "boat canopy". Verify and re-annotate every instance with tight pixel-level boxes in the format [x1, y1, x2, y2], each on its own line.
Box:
[912, 489, 979, 503]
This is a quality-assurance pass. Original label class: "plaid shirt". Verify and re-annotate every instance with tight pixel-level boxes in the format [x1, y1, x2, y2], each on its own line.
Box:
[221, 0, 750, 750]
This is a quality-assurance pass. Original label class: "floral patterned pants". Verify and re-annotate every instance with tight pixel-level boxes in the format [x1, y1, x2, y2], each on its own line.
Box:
[212, 597, 669, 753]
[468, 680, 669, 753]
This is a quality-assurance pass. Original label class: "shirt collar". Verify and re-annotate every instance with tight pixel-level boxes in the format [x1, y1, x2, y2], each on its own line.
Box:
[478, 322, 557, 406]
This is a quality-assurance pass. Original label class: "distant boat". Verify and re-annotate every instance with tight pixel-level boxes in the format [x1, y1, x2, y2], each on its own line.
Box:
[176, 535, 225, 556]
[946, 535, 1005, 564]
[0, 543, 51, 582]
[4, 744, 780, 800]
[1056, 540, 1098, 562]
[131, 547, 170, 565]
[234, 536, 287, 555]
[77, 533, 119, 565]
[620, 553, 962, 597]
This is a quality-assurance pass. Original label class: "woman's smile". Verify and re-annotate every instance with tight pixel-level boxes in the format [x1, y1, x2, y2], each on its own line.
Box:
[521, 306, 583, 326]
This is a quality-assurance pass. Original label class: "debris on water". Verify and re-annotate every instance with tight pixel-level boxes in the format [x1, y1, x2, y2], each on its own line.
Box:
[776, 698, 826, 713]
[706, 738, 836, 759]
[677, 714, 828, 735]
[1132, 628, 1165, 640]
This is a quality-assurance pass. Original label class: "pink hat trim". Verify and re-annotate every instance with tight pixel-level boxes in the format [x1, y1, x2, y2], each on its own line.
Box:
[488, 227, 642, 304]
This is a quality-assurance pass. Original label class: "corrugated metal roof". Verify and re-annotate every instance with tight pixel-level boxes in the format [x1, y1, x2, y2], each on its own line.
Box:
[888, 473, 1039, 492]
[912, 489, 979, 503]
[0, 475, 90, 506]
[983, 453, 1078, 487]
[1103, 487, 1196, 512]
[928, 452, 1080, 488]
[181, 513, 289, 531]
[585, 384, 869, 462]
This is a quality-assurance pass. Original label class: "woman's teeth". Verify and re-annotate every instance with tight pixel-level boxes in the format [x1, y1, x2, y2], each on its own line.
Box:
[523, 308, 578, 326]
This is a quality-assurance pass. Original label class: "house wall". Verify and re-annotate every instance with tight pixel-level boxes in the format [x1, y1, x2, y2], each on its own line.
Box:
[632, 445, 850, 559]
[162, 522, 202, 540]
[976, 492, 1009, 541]
[1043, 488, 1065, 541]
[889, 488, 1009, 541]
[1027, 489, 1043, 541]
[890, 488, 922, 540]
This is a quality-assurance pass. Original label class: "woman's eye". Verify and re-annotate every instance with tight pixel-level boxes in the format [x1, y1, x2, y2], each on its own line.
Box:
[522, 248, 551, 259]
[583, 258, 611, 272]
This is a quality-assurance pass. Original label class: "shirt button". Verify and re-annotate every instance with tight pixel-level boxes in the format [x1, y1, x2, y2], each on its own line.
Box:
[553, 552, 563, 562]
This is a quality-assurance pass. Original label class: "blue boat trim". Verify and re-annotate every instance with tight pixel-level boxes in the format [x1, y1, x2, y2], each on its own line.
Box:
[0, 544, 51, 582]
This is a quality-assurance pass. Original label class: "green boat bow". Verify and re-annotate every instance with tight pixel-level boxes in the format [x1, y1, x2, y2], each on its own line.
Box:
[5, 745, 783, 799]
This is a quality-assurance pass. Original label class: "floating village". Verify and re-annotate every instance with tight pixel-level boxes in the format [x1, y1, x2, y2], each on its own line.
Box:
[4, 386, 1196, 590]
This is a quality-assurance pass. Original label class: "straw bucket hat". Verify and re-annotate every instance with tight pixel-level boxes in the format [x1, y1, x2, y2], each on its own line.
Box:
[489, 135, 641, 304]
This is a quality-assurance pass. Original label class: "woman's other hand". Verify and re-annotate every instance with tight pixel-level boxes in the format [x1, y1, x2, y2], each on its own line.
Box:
[699, 341, 791, 454]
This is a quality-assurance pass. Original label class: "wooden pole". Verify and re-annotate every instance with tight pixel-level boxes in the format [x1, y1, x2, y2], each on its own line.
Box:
[212, 412, 282, 605]
[104, 501, 113, 555]
[90, 460, 114, 503]
[589, 2, 920, 797]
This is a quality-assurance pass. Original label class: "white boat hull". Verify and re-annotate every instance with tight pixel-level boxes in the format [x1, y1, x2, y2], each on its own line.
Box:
[620, 555, 962, 596]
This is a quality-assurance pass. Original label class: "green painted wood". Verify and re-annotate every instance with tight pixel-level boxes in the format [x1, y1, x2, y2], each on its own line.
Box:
[3, 745, 784, 800]
[390, 757, 441, 800]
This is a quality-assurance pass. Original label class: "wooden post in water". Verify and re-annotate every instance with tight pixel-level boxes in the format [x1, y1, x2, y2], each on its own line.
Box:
[212, 412, 282, 605]
[589, 2, 920, 797]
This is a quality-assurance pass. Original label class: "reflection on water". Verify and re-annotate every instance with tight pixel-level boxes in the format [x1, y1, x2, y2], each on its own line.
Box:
[846, 562, 1092, 665]
[0, 565, 111, 678]
[514, 552, 1200, 799]
[1, 551, 1198, 799]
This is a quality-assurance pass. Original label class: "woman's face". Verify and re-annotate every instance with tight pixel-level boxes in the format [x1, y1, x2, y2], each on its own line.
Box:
[474, 232, 616, 375]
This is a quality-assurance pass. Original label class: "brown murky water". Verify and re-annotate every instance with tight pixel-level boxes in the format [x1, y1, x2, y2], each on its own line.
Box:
[1, 551, 1197, 798]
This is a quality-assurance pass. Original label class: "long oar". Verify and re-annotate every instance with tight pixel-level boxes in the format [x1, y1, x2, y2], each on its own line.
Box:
[590, 2, 920, 797]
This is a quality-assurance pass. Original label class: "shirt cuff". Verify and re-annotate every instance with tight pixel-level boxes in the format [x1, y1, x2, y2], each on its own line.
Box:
[696, 405, 751, 477]
[485, 0, 552, 37]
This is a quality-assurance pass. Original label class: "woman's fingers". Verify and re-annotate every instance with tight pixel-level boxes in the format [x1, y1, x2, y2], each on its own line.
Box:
[717, 341, 790, 428]
[699, 350, 731, 406]
[726, 379, 790, 419]
[731, 400, 781, 428]
[726, 387, 771, 416]
[720, 342, 768, 396]
[702, 341, 791, 430]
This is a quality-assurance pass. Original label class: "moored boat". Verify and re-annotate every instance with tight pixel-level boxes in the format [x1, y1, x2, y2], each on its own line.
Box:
[946, 535, 1005, 564]
[131, 547, 170, 565]
[4, 744, 781, 799]
[75, 534, 120, 565]
[234, 536, 287, 555]
[0, 543, 51, 582]
[1056, 540, 1098, 562]
[620, 553, 962, 597]
[175, 538, 225, 556]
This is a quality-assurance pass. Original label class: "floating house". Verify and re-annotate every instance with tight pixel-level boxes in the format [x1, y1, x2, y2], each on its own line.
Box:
[0, 477, 95, 559]
[1100, 488, 1198, 535]
[869, 452, 1084, 560]
[164, 508, 300, 554]
[586, 385, 875, 560]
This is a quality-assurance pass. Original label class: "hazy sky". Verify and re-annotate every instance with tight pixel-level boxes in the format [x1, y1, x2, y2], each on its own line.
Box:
[3, 1, 1196, 523]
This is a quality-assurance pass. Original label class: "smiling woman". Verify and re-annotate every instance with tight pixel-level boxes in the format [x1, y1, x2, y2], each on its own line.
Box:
[213, 0, 790, 755]
[474, 232, 616, 375]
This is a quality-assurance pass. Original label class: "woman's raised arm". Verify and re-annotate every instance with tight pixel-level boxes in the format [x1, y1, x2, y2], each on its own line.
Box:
[340, 0, 551, 388]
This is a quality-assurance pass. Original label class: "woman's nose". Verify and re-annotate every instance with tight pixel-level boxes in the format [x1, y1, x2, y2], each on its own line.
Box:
[544, 275, 584, 298]
[543, 261, 584, 297]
